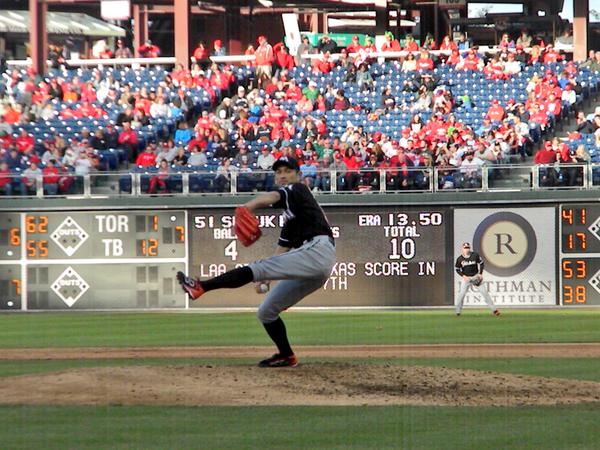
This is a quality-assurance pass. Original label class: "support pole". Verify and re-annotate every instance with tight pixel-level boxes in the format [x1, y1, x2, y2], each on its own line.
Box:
[573, 0, 589, 62]
[375, 0, 388, 36]
[133, 4, 148, 57]
[225, 3, 242, 55]
[174, 0, 191, 68]
[29, 0, 47, 74]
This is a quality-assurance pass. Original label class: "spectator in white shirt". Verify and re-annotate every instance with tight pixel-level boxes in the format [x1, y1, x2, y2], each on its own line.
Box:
[255, 147, 274, 170]
[188, 146, 208, 166]
[150, 97, 171, 118]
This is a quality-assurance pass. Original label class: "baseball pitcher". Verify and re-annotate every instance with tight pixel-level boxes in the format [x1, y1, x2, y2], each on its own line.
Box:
[177, 156, 336, 368]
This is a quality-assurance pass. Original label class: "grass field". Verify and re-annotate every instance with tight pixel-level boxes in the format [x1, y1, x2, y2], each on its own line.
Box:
[3, 310, 600, 449]
[3, 309, 600, 347]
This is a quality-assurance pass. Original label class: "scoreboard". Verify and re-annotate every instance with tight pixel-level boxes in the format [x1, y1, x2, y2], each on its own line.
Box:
[189, 206, 451, 307]
[560, 204, 600, 305]
[1, 202, 600, 310]
[0, 211, 187, 310]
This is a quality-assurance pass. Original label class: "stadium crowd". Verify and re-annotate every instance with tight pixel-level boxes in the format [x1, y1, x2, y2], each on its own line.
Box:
[0, 28, 599, 195]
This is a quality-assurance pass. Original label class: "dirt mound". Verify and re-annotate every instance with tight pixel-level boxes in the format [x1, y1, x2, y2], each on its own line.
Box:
[2, 364, 600, 407]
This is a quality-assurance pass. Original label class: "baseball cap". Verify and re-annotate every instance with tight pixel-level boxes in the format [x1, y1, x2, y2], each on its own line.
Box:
[272, 156, 300, 172]
[462, 242, 471, 249]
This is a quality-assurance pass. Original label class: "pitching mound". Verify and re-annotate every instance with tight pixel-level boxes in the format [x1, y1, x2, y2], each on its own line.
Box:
[2, 363, 600, 407]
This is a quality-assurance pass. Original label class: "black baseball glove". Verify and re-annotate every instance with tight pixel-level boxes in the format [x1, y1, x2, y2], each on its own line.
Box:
[471, 276, 482, 287]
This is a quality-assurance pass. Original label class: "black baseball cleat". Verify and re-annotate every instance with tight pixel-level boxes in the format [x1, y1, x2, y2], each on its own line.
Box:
[176, 271, 205, 300]
[455, 312, 461, 316]
[258, 353, 298, 368]
[493, 310, 501, 316]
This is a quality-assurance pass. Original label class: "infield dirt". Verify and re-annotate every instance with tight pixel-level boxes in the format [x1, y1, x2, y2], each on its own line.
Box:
[2, 344, 600, 407]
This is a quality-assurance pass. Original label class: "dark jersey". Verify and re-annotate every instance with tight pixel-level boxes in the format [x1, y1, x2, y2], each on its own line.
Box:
[455, 252, 484, 277]
[272, 182, 333, 248]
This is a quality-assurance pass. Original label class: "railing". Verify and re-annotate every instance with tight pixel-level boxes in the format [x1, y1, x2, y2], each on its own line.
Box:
[6, 45, 574, 69]
[0, 163, 594, 198]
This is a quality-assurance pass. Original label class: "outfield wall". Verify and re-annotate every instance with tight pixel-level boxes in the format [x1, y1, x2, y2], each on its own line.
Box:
[0, 193, 596, 310]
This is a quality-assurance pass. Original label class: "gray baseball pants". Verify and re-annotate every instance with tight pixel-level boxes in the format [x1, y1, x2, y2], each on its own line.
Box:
[455, 277, 496, 314]
[249, 235, 336, 323]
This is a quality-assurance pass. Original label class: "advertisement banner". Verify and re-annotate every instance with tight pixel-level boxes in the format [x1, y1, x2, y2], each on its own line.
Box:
[454, 207, 556, 306]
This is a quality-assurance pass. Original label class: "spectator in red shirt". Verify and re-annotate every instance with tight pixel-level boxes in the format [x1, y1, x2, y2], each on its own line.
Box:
[195, 110, 213, 133]
[484, 55, 506, 80]
[415, 50, 434, 71]
[543, 92, 562, 118]
[543, 44, 563, 63]
[0, 162, 14, 196]
[148, 159, 170, 194]
[362, 36, 377, 53]
[15, 129, 34, 153]
[171, 63, 188, 84]
[3, 105, 21, 124]
[80, 82, 97, 103]
[76, 102, 105, 119]
[403, 35, 419, 52]
[255, 35, 275, 87]
[273, 43, 295, 72]
[445, 49, 461, 65]
[460, 50, 483, 71]
[439, 36, 457, 51]
[346, 36, 363, 54]
[285, 79, 302, 102]
[487, 100, 505, 123]
[381, 32, 401, 52]
[342, 147, 361, 191]
[313, 52, 334, 74]
[0, 130, 13, 150]
[99, 45, 113, 59]
[138, 40, 160, 58]
[529, 104, 549, 129]
[534, 141, 557, 164]
[331, 89, 350, 111]
[135, 146, 157, 167]
[118, 122, 139, 163]
[42, 160, 60, 195]
[192, 41, 210, 68]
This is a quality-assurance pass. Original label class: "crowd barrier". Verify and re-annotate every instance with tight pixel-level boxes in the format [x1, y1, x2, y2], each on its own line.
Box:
[6, 45, 574, 69]
[1, 163, 594, 198]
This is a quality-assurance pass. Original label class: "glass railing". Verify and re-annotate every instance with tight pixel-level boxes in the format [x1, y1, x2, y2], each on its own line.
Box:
[0, 163, 594, 198]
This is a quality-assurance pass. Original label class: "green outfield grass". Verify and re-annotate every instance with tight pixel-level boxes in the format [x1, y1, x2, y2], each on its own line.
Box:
[3, 404, 600, 450]
[3, 310, 600, 449]
[1, 309, 600, 347]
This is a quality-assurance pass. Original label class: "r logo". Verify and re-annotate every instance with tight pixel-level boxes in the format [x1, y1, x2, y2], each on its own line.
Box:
[495, 233, 517, 255]
[472, 212, 537, 276]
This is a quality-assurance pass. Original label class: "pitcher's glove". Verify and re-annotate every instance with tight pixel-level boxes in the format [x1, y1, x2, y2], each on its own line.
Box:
[471, 275, 482, 287]
[234, 206, 262, 247]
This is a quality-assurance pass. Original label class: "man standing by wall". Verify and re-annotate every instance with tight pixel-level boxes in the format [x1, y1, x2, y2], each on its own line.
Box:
[255, 36, 274, 88]
[455, 242, 500, 316]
